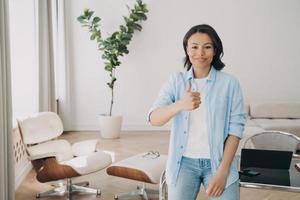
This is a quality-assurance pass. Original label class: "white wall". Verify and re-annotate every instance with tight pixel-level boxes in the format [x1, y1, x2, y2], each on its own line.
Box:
[9, 0, 38, 119]
[65, 0, 300, 131]
[9, 0, 36, 190]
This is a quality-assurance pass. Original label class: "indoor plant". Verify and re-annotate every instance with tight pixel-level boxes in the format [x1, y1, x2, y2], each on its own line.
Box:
[77, 0, 148, 138]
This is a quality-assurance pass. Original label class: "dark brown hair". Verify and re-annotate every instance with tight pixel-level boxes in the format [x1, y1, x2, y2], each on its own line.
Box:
[183, 24, 225, 71]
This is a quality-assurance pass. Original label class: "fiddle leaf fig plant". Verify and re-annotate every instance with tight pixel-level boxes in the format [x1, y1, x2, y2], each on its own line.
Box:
[77, 0, 148, 116]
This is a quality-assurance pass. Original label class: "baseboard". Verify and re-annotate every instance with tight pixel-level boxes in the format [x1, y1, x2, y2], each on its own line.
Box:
[15, 162, 32, 190]
[69, 124, 171, 131]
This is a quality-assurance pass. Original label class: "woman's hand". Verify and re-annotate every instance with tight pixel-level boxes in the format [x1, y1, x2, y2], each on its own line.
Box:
[179, 81, 201, 111]
[206, 170, 227, 197]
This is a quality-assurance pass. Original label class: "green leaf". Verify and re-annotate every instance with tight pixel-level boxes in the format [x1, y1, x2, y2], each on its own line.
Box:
[123, 16, 132, 24]
[107, 82, 113, 89]
[105, 64, 113, 72]
[90, 33, 96, 40]
[77, 16, 86, 23]
[120, 25, 127, 32]
[130, 13, 139, 21]
[111, 32, 119, 39]
[93, 17, 101, 23]
[84, 10, 94, 20]
[101, 54, 106, 59]
[131, 23, 142, 31]
[83, 8, 90, 16]
[135, 12, 147, 20]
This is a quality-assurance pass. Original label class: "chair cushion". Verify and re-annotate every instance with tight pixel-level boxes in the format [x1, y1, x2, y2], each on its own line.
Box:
[18, 112, 63, 144]
[106, 153, 167, 184]
[72, 139, 98, 157]
[60, 151, 112, 175]
[251, 119, 300, 138]
[250, 102, 300, 119]
[27, 139, 73, 162]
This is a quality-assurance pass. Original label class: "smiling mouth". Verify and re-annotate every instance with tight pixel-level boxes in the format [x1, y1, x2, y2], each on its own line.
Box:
[194, 58, 206, 62]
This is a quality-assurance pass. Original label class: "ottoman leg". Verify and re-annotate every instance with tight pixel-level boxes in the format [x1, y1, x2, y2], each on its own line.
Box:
[114, 183, 158, 200]
[114, 189, 146, 199]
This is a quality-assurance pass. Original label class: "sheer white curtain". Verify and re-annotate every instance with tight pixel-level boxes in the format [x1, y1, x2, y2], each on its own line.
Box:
[0, 0, 15, 199]
[35, 0, 56, 112]
[54, 0, 72, 129]
[35, 0, 71, 127]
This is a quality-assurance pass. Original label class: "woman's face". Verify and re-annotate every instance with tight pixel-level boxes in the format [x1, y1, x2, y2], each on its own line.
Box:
[186, 32, 215, 70]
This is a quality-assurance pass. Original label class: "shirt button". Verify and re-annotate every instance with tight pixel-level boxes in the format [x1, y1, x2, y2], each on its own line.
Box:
[184, 131, 187, 134]
[180, 145, 183, 149]
[177, 161, 180, 164]
[185, 116, 188, 120]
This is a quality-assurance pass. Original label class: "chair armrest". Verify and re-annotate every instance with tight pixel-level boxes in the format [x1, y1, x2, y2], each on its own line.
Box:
[71, 139, 98, 157]
[28, 152, 58, 161]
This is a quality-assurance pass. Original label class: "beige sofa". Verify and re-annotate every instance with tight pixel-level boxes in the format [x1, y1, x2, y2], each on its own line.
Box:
[249, 102, 300, 137]
[237, 102, 300, 155]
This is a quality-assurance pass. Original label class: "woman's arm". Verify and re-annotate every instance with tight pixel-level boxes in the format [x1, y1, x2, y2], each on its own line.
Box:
[219, 135, 240, 174]
[149, 101, 183, 126]
[150, 81, 201, 126]
[206, 135, 240, 197]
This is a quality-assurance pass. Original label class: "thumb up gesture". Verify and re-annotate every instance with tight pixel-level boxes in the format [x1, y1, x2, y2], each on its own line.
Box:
[179, 81, 201, 111]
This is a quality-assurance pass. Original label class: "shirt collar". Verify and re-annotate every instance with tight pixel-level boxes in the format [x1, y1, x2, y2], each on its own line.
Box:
[185, 66, 217, 82]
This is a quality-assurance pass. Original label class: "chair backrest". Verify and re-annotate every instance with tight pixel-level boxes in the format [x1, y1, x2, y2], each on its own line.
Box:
[243, 131, 300, 154]
[17, 112, 63, 145]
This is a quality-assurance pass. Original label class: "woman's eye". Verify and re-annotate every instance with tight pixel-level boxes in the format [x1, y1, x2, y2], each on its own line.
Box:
[204, 46, 212, 49]
[191, 46, 198, 49]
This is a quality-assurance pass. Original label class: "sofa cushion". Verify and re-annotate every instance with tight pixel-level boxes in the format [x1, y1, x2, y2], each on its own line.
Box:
[245, 119, 258, 127]
[252, 119, 300, 138]
[250, 103, 300, 119]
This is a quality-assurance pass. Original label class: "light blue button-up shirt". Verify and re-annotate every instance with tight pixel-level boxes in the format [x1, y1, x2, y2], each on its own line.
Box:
[148, 66, 247, 187]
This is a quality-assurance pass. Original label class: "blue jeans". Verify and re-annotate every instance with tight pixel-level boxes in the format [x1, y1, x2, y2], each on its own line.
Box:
[168, 156, 240, 200]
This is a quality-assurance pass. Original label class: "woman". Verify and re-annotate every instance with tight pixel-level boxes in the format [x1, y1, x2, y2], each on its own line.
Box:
[148, 24, 247, 200]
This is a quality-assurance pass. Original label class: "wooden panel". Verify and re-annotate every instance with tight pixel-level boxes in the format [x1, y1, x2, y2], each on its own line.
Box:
[107, 166, 153, 184]
[32, 157, 80, 183]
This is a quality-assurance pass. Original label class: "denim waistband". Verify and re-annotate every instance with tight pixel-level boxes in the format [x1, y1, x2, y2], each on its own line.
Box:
[182, 156, 211, 168]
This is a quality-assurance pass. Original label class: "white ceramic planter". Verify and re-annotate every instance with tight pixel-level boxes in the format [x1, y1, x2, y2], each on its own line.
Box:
[98, 115, 123, 139]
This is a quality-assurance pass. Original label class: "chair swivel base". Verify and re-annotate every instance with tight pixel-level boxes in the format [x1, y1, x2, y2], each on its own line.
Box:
[36, 178, 101, 200]
[114, 184, 158, 200]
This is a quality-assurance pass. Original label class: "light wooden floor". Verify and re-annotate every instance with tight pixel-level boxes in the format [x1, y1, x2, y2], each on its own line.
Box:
[15, 131, 300, 200]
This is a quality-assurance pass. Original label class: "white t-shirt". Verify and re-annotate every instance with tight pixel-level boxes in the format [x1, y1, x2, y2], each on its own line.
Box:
[183, 78, 210, 158]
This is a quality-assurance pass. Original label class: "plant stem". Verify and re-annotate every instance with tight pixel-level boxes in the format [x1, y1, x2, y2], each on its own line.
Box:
[109, 87, 114, 116]
[109, 70, 115, 116]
